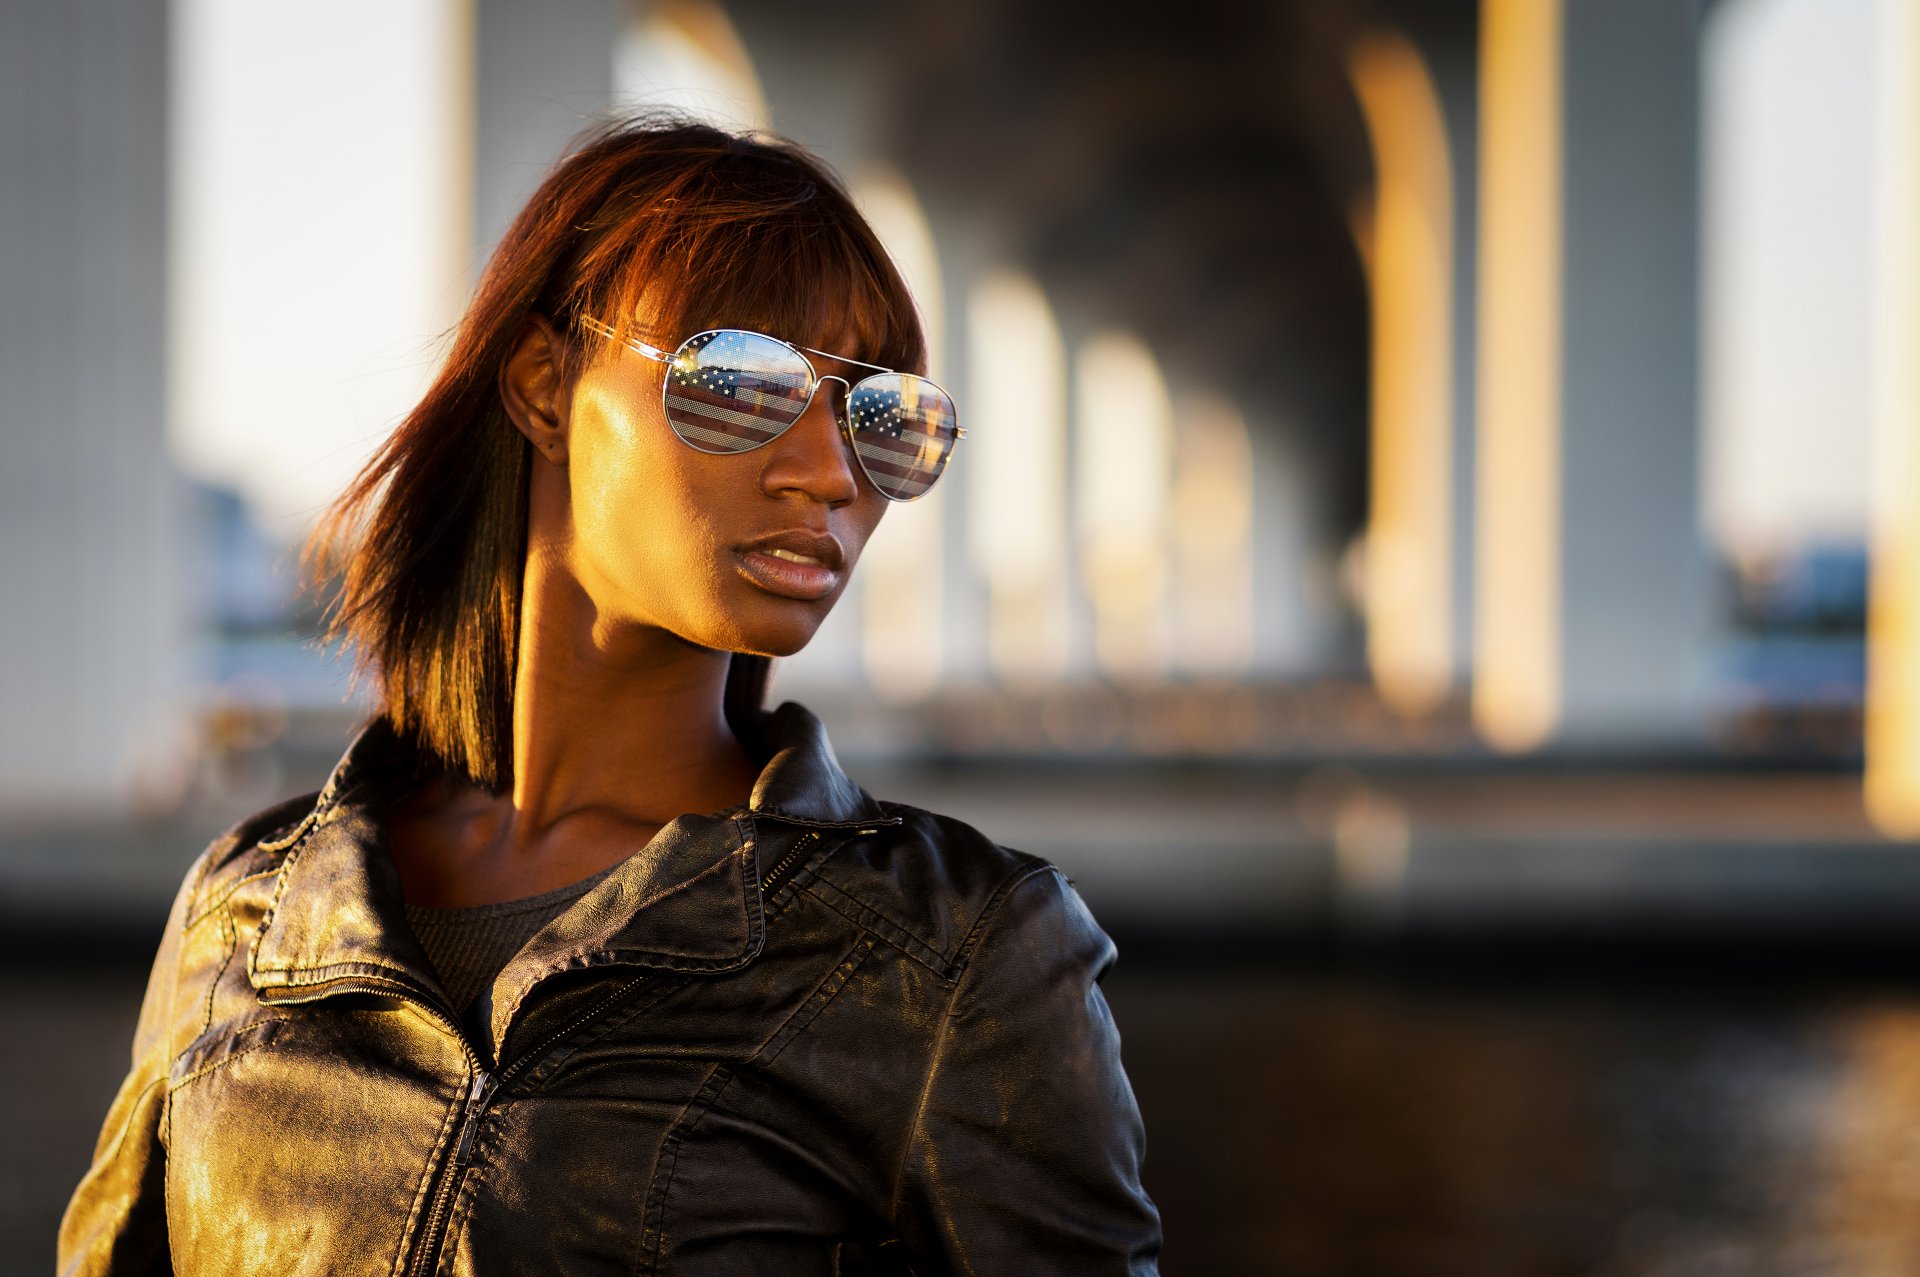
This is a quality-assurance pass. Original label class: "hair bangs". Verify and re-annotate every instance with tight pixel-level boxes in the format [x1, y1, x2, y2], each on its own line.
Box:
[588, 167, 927, 379]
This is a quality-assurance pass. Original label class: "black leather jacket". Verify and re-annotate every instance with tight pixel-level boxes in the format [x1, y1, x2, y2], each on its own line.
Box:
[58, 700, 1163, 1274]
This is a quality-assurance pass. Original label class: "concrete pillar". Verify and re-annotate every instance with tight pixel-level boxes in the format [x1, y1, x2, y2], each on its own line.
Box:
[1866, 0, 1920, 832]
[473, 0, 620, 261]
[1558, 0, 1711, 743]
[1247, 422, 1330, 679]
[1351, 29, 1458, 715]
[0, 0, 185, 816]
[921, 211, 1000, 691]
[1475, 0, 1712, 749]
[1435, 29, 1481, 696]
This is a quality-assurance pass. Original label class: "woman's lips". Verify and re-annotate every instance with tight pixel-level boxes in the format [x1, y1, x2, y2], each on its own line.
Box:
[735, 548, 840, 600]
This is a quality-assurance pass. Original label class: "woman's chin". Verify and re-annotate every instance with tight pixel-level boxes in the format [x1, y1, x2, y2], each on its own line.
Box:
[717, 611, 827, 661]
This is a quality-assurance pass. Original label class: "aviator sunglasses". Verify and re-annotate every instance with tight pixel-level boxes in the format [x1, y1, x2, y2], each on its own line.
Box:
[577, 314, 964, 502]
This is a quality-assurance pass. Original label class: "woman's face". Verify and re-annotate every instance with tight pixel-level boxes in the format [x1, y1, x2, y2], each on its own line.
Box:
[502, 308, 892, 659]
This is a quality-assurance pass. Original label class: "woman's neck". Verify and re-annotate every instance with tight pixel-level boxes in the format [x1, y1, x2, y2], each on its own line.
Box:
[385, 545, 763, 909]
[517, 548, 758, 814]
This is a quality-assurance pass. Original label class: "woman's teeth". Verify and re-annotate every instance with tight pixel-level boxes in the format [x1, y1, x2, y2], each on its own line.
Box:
[765, 548, 823, 566]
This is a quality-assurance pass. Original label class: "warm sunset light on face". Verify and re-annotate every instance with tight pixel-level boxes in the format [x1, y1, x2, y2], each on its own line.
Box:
[558, 313, 890, 660]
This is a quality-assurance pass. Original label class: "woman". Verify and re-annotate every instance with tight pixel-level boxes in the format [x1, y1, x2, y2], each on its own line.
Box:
[58, 117, 1163, 1275]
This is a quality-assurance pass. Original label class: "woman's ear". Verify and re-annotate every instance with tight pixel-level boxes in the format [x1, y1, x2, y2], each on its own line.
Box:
[499, 313, 570, 464]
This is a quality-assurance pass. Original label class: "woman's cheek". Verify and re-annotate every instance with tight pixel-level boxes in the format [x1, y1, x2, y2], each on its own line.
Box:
[569, 427, 663, 606]
[576, 434, 735, 629]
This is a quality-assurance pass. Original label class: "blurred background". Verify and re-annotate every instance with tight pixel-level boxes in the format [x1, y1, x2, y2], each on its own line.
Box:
[9, 0, 1920, 1271]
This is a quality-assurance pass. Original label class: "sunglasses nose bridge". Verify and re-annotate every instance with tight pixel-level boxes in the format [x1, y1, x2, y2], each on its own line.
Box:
[810, 373, 856, 432]
[777, 373, 866, 496]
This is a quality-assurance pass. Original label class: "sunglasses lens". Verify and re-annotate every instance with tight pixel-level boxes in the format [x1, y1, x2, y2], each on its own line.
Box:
[846, 375, 958, 501]
[662, 330, 812, 454]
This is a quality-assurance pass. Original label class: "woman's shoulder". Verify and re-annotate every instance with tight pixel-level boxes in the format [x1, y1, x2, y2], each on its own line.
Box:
[801, 796, 1100, 978]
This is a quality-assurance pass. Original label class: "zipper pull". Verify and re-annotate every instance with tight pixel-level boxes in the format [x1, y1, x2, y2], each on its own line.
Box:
[451, 1070, 497, 1168]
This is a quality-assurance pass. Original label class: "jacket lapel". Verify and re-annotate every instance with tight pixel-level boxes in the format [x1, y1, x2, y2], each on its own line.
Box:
[246, 700, 901, 1026]
[246, 798, 441, 998]
[247, 715, 439, 999]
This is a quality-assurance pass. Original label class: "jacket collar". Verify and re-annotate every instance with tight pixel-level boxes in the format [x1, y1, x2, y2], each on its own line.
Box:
[738, 700, 898, 830]
[246, 700, 900, 1029]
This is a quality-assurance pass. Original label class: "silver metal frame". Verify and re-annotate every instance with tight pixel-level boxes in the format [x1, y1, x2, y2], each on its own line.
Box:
[577, 314, 964, 501]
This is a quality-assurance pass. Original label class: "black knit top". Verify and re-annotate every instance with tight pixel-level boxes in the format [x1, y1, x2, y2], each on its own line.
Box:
[403, 862, 619, 1035]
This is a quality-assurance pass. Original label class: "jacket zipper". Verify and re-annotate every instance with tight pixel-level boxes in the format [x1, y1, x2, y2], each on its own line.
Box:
[759, 828, 821, 899]
[407, 1068, 492, 1277]
[402, 973, 654, 1276]
[280, 825, 835, 1275]
[450, 1070, 498, 1167]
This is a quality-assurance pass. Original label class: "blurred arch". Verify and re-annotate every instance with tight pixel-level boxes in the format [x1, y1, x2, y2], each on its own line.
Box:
[1170, 392, 1256, 679]
[849, 169, 952, 701]
[1074, 329, 1174, 680]
[613, 0, 769, 132]
[967, 270, 1071, 686]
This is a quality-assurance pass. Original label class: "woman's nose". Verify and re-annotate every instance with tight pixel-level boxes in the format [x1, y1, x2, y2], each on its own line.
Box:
[763, 379, 861, 506]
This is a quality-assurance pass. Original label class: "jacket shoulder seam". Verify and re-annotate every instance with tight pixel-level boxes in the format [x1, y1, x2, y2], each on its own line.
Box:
[798, 877, 953, 980]
[215, 791, 321, 868]
[185, 862, 287, 930]
[948, 861, 1056, 979]
[812, 810, 1053, 966]
[184, 791, 321, 925]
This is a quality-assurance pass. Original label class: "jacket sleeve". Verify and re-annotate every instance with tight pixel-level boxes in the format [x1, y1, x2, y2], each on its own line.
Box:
[57, 848, 204, 1276]
[891, 864, 1163, 1275]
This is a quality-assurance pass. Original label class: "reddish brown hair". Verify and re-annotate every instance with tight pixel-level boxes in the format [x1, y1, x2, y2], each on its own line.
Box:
[299, 113, 928, 791]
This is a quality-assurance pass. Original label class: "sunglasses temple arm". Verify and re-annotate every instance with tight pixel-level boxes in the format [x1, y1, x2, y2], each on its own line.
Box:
[578, 316, 674, 363]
